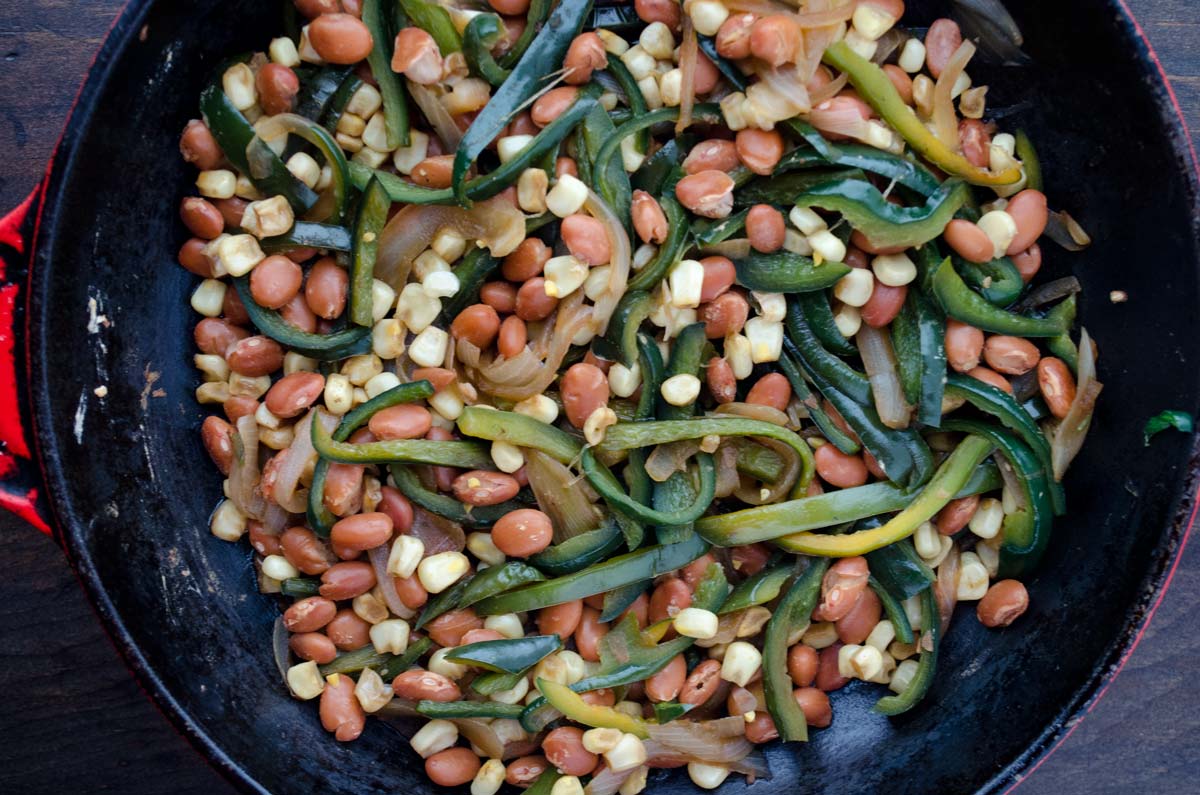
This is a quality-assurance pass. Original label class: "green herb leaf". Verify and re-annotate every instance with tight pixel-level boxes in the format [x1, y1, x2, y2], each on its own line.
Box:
[1144, 410, 1194, 446]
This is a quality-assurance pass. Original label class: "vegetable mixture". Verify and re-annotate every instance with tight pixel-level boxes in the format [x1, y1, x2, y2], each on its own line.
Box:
[181, 0, 1101, 791]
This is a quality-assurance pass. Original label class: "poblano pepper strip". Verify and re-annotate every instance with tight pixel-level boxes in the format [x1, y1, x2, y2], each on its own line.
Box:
[785, 300, 871, 403]
[458, 407, 581, 465]
[234, 277, 370, 360]
[651, 325, 707, 543]
[417, 701, 526, 720]
[582, 447, 717, 527]
[593, 105, 723, 186]
[260, 221, 353, 253]
[463, 14, 511, 86]
[312, 408, 493, 468]
[294, 65, 354, 122]
[389, 465, 525, 528]
[416, 561, 548, 628]
[632, 137, 687, 193]
[281, 577, 319, 598]
[452, 0, 592, 202]
[869, 575, 916, 645]
[874, 587, 938, 715]
[695, 462, 1001, 546]
[600, 290, 655, 368]
[735, 169, 861, 207]
[626, 190, 688, 292]
[321, 74, 363, 134]
[249, 112, 351, 224]
[474, 534, 709, 615]
[319, 646, 391, 676]
[776, 140, 941, 196]
[865, 538, 935, 602]
[600, 582, 649, 623]
[891, 296, 923, 407]
[719, 564, 793, 614]
[734, 251, 851, 293]
[625, 334, 667, 509]
[363, 0, 409, 148]
[910, 290, 947, 427]
[581, 103, 633, 233]
[931, 257, 1067, 337]
[692, 209, 748, 247]
[778, 350, 860, 455]
[443, 247, 501, 320]
[1045, 294, 1080, 372]
[530, 519, 625, 576]
[1015, 130, 1043, 192]
[350, 176, 389, 326]
[472, 669, 526, 696]
[775, 435, 994, 556]
[822, 41, 1022, 187]
[446, 635, 562, 673]
[764, 559, 828, 741]
[795, 290, 857, 356]
[377, 637, 433, 681]
[499, 0, 552, 68]
[604, 58, 650, 154]
[956, 255, 1024, 307]
[793, 178, 970, 251]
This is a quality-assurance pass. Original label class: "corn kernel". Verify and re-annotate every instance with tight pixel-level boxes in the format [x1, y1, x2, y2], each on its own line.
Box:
[744, 318, 783, 363]
[210, 499, 247, 541]
[497, 134, 534, 164]
[484, 613, 524, 639]
[719, 641, 762, 687]
[287, 660, 325, 700]
[620, 45, 657, 81]
[978, 210, 1018, 259]
[269, 37, 301, 67]
[687, 761, 730, 790]
[583, 727, 623, 754]
[222, 63, 257, 110]
[409, 326, 449, 368]
[190, 279, 227, 318]
[467, 532, 506, 567]
[472, 759, 506, 795]
[833, 268, 875, 308]
[551, 776, 585, 795]
[214, 234, 265, 277]
[394, 129, 429, 174]
[429, 646, 469, 679]
[605, 733, 647, 772]
[411, 719, 458, 758]
[889, 658, 920, 694]
[370, 619, 411, 655]
[686, 0, 730, 37]
[661, 373, 702, 407]
[898, 38, 926, 73]
[802, 621, 838, 649]
[196, 169, 237, 200]
[724, 332, 753, 379]
[544, 255, 590, 298]
[667, 259, 704, 309]
[673, 607, 719, 639]
[752, 291, 786, 323]
[957, 551, 990, 600]
[607, 362, 641, 398]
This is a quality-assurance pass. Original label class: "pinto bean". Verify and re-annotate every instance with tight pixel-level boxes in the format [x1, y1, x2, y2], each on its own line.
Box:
[967, 366, 1012, 394]
[683, 139, 740, 175]
[574, 607, 608, 662]
[635, 0, 681, 29]
[746, 204, 785, 253]
[1037, 357, 1076, 419]
[749, 14, 801, 67]
[178, 238, 214, 277]
[248, 520, 281, 556]
[860, 283, 907, 328]
[816, 557, 869, 622]
[1012, 244, 1042, 283]
[699, 291, 749, 339]
[883, 63, 914, 105]
[318, 561, 377, 600]
[426, 608, 484, 647]
[531, 86, 578, 127]
[377, 486, 414, 533]
[180, 197, 224, 239]
[815, 644, 848, 692]
[675, 170, 735, 219]
[793, 687, 832, 727]
[835, 589, 881, 645]
[222, 286, 251, 325]
[323, 462, 365, 517]
[290, 631, 338, 664]
[515, 277, 558, 321]
[451, 470, 520, 506]
[631, 190, 669, 244]
[256, 63, 300, 115]
[645, 654, 688, 702]
[943, 219, 995, 264]
[412, 155, 455, 188]
[368, 404, 433, 440]
[731, 543, 771, 576]
[983, 335, 1041, 375]
[226, 336, 284, 377]
[814, 444, 869, 489]
[497, 315, 527, 358]
[706, 356, 737, 404]
[959, 119, 991, 169]
[249, 254, 304, 310]
[330, 511, 393, 551]
[560, 362, 609, 428]
[393, 574, 428, 609]
[924, 18, 963, 79]
[451, 304, 502, 349]
[503, 237, 551, 281]
[506, 756, 549, 788]
[745, 712, 779, 743]
[680, 659, 723, 705]
[201, 415, 235, 475]
[945, 319, 985, 373]
[309, 13, 374, 64]
[326, 608, 372, 650]
[735, 128, 784, 175]
[480, 281, 518, 313]
[543, 727, 597, 777]
[426, 748, 482, 787]
[936, 494, 979, 536]
[320, 672, 366, 741]
[392, 27, 443, 85]
[538, 600, 584, 638]
[563, 32, 607, 85]
[492, 508, 554, 558]
[788, 644, 819, 687]
[1005, 189, 1050, 255]
[681, 554, 716, 589]
[745, 372, 791, 412]
[977, 579, 1030, 627]
[561, 213, 612, 266]
[649, 578, 693, 624]
[180, 119, 224, 170]
[716, 14, 755, 60]
[393, 668, 462, 701]
[284, 596, 338, 633]
[265, 372, 324, 419]
[281, 526, 335, 575]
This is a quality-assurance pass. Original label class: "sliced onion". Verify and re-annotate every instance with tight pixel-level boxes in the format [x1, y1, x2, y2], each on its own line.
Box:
[455, 718, 506, 759]
[583, 189, 631, 335]
[756, 64, 813, 117]
[809, 72, 849, 106]
[714, 443, 740, 499]
[368, 543, 416, 619]
[678, 17, 698, 133]
[872, 26, 908, 65]
[1044, 210, 1093, 251]
[932, 40, 976, 146]
[733, 436, 800, 505]
[698, 238, 752, 260]
[273, 409, 335, 514]
[808, 97, 875, 144]
[377, 198, 525, 291]
[525, 449, 603, 541]
[585, 765, 635, 795]
[714, 402, 790, 426]
[272, 616, 291, 687]
[1010, 370, 1039, 403]
[410, 506, 466, 554]
[796, 0, 843, 84]
[229, 415, 266, 520]
[503, 733, 546, 761]
[262, 501, 290, 534]
[857, 325, 913, 429]
[723, 0, 794, 13]
[646, 717, 753, 764]
[727, 687, 757, 717]
[1051, 328, 1102, 481]
[407, 80, 463, 151]
[646, 441, 701, 483]
[934, 544, 960, 636]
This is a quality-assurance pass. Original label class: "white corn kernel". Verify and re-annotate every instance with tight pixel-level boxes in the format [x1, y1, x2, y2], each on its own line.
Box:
[976, 536, 1001, 578]
[467, 532, 506, 567]
[809, 229, 848, 264]
[346, 83, 383, 118]
[354, 666, 394, 713]
[287, 661, 325, 700]
[411, 719, 459, 758]
[229, 372, 271, 399]
[724, 333, 753, 379]
[365, 372, 401, 399]
[283, 351, 317, 375]
[636, 75, 663, 110]
[324, 373, 354, 414]
[661, 373, 702, 407]
[844, 29, 878, 60]
[490, 675, 530, 705]
[889, 658, 920, 694]
[838, 643, 884, 680]
[673, 607, 719, 639]
[659, 68, 683, 107]
[833, 268, 875, 307]
[429, 228, 467, 265]
[210, 499, 247, 541]
[583, 406, 618, 446]
[633, 243, 657, 271]
[370, 619, 411, 655]
[957, 552, 990, 601]
[912, 75, 935, 117]
[744, 317, 783, 363]
[513, 394, 558, 425]
[872, 253, 918, 287]
[544, 255, 590, 299]
[889, 639, 918, 661]
[497, 135, 534, 164]
[869, 650, 897, 684]
[898, 38, 926, 73]
[194, 353, 229, 382]
[789, 206, 827, 236]
[372, 318, 406, 360]
[422, 270, 460, 300]
[558, 650, 586, 684]
[418, 550, 470, 594]
[719, 641, 762, 687]
[951, 71, 972, 99]
[992, 133, 1017, 157]
[196, 169, 237, 200]
[235, 172, 263, 200]
[429, 388, 465, 422]
[865, 120, 901, 153]
[352, 145, 390, 169]
[607, 363, 641, 398]
[429, 647, 469, 679]
[222, 63, 257, 110]
[394, 129, 429, 174]
[687, 761, 730, 790]
[752, 291, 787, 323]
[736, 606, 772, 638]
[337, 112, 367, 138]
[969, 496, 1004, 539]
[262, 554, 299, 581]
[517, 168, 549, 214]
[286, 151, 322, 189]
[396, 283, 441, 334]
[667, 259, 704, 308]
[242, 195, 295, 239]
[443, 77, 491, 114]
[605, 733, 647, 772]
[316, 165, 333, 191]
[614, 701, 641, 718]
[620, 136, 646, 172]
[802, 621, 838, 649]
[362, 113, 394, 153]
[639, 22, 676, 59]
[269, 37, 301, 67]
[865, 620, 896, 652]
[409, 326, 449, 368]
[687, 0, 730, 37]
[298, 25, 324, 64]
[214, 234, 265, 277]
[583, 727, 623, 754]
[484, 613, 524, 639]
[491, 440, 525, 473]
[620, 45, 657, 81]
[914, 521, 941, 559]
[552, 776, 585, 795]
[719, 91, 749, 131]
[902, 596, 923, 631]
[546, 174, 589, 218]
[190, 279, 227, 318]
[351, 590, 389, 625]
[619, 766, 648, 795]
[584, 266, 613, 302]
[852, 4, 897, 40]
[832, 303, 862, 337]
[364, 279, 394, 324]
[472, 759, 506, 795]
[978, 210, 1018, 259]
[597, 29, 629, 56]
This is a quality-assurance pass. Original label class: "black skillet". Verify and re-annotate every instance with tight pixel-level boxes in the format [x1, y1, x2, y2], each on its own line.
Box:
[0, 1, 1198, 793]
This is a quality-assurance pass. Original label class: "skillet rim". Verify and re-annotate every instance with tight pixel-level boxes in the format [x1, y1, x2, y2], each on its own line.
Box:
[21, 1, 1200, 794]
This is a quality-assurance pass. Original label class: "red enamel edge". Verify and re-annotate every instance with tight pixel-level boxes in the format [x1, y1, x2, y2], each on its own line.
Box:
[1004, 2, 1200, 791]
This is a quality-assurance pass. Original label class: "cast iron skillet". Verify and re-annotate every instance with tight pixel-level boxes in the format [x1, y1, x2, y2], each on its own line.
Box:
[1, 1, 1198, 793]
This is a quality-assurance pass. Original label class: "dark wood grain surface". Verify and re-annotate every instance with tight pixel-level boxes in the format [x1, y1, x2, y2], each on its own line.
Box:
[0, 2, 1196, 793]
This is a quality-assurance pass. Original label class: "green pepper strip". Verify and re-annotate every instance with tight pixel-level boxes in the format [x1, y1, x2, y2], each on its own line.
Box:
[931, 257, 1066, 337]
[530, 519, 625, 576]
[774, 435, 994, 556]
[350, 176, 389, 326]
[865, 538, 935, 601]
[581, 104, 633, 233]
[604, 59, 650, 155]
[443, 247, 501, 321]
[321, 74, 363, 134]
[894, 289, 947, 428]
[499, 0, 551, 69]
[601, 290, 654, 367]
[719, 564, 792, 614]
[320, 646, 391, 676]
[399, 0, 461, 53]
[696, 462, 1000, 547]
[734, 251, 851, 293]
[692, 209, 748, 247]
[260, 221, 352, 254]
[452, 0, 590, 202]
[234, 277, 370, 360]
[416, 701, 526, 720]
[601, 582, 650, 622]
[764, 560, 828, 742]
[199, 82, 317, 212]
[377, 638, 433, 681]
[822, 41, 1022, 187]
[734, 441, 785, 483]
[778, 351, 860, 456]
[308, 381, 435, 534]
[652, 325, 707, 542]
[631, 137, 687, 194]
[389, 465, 524, 529]
[785, 300, 871, 403]
[593, 105, 723, 189]
[538, 678, 651, 736]
[1015, 130, 1043, 193]
[795, 291, 856, 356]
[415, 576, 473, 629]
[598, 417, 815, 496]
[474, 534, 709, 615]
[355, 82, 601, 205]
[312, 408, 492, 468]
[624, 335, 666, 509]
[1045, 295, 1079, 372]
[868, 575, 915, 645]
[874, 588, 938, 715]
[944, 372, 1065, 514]
[472, 669, 526, 696]
[956, 255, 1024, 307]
[464, 14, 510, 86]
[942, 419, 1054, 577]
[626, 190, 688, 292]
[653, 702, 694, 724]
[249, 113, 350, 224]
[445, 634, 562, 673]
[295, 65, 354, 122]
[583, 447, 717, 528]
[458, 406, 580, 464]
[793, 178, 970, 251]
[734, 169, 863, 208]
[416, 560, 548, 628]
[776, 141, 941, 197]
[363, 0, 409, 148]
[281, 577, 319, 598]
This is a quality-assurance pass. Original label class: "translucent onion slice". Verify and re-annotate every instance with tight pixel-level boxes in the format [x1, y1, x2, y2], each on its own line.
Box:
[524, 449, 603, 542]
[407, 80, 464, 151]
[229, 414, 266, 520]
[932, 40, 976, 146]
[582, 189, 631, 336]
[857, 324, 913, 430]
[1051, 328, 1102, 481]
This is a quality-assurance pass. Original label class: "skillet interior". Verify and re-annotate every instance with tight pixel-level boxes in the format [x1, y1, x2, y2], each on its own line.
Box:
[27, 0, 1200, 793]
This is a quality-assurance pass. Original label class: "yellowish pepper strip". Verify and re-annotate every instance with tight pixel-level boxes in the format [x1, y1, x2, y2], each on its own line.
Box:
[536, 678, 651, 738]
[776, 435, 994, 556]
[821, 42, 1023, 187]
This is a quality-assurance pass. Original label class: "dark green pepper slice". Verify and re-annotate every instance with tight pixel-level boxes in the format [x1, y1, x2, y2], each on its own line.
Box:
[399, 0, 461, 53]
[869, 574, 916, 645]
[446, 635, 562, 673]
[363, 0, 409, 148]
[795, 290, 856, 356]
[350, 176, 389, 326]
[312, 410, 492, 468]
[930, 257, 1067, 337]
[719, 564, 792, 614]
[464, 14, 510, 87]
[416, 701, 526, 720]
[234, 277, 370, 360]
[389, 465, 524, 529]
[734, 251, 850, 293]
[260, 221, 352, 254]
[874, 588, 938, 715]
[763, 560, 828, 741]
[793, 178, 970, 250]
[530, 519, 625, 576]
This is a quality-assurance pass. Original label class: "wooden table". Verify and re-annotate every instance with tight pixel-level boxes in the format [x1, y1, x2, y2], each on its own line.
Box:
[0, 2, 1196, 793]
